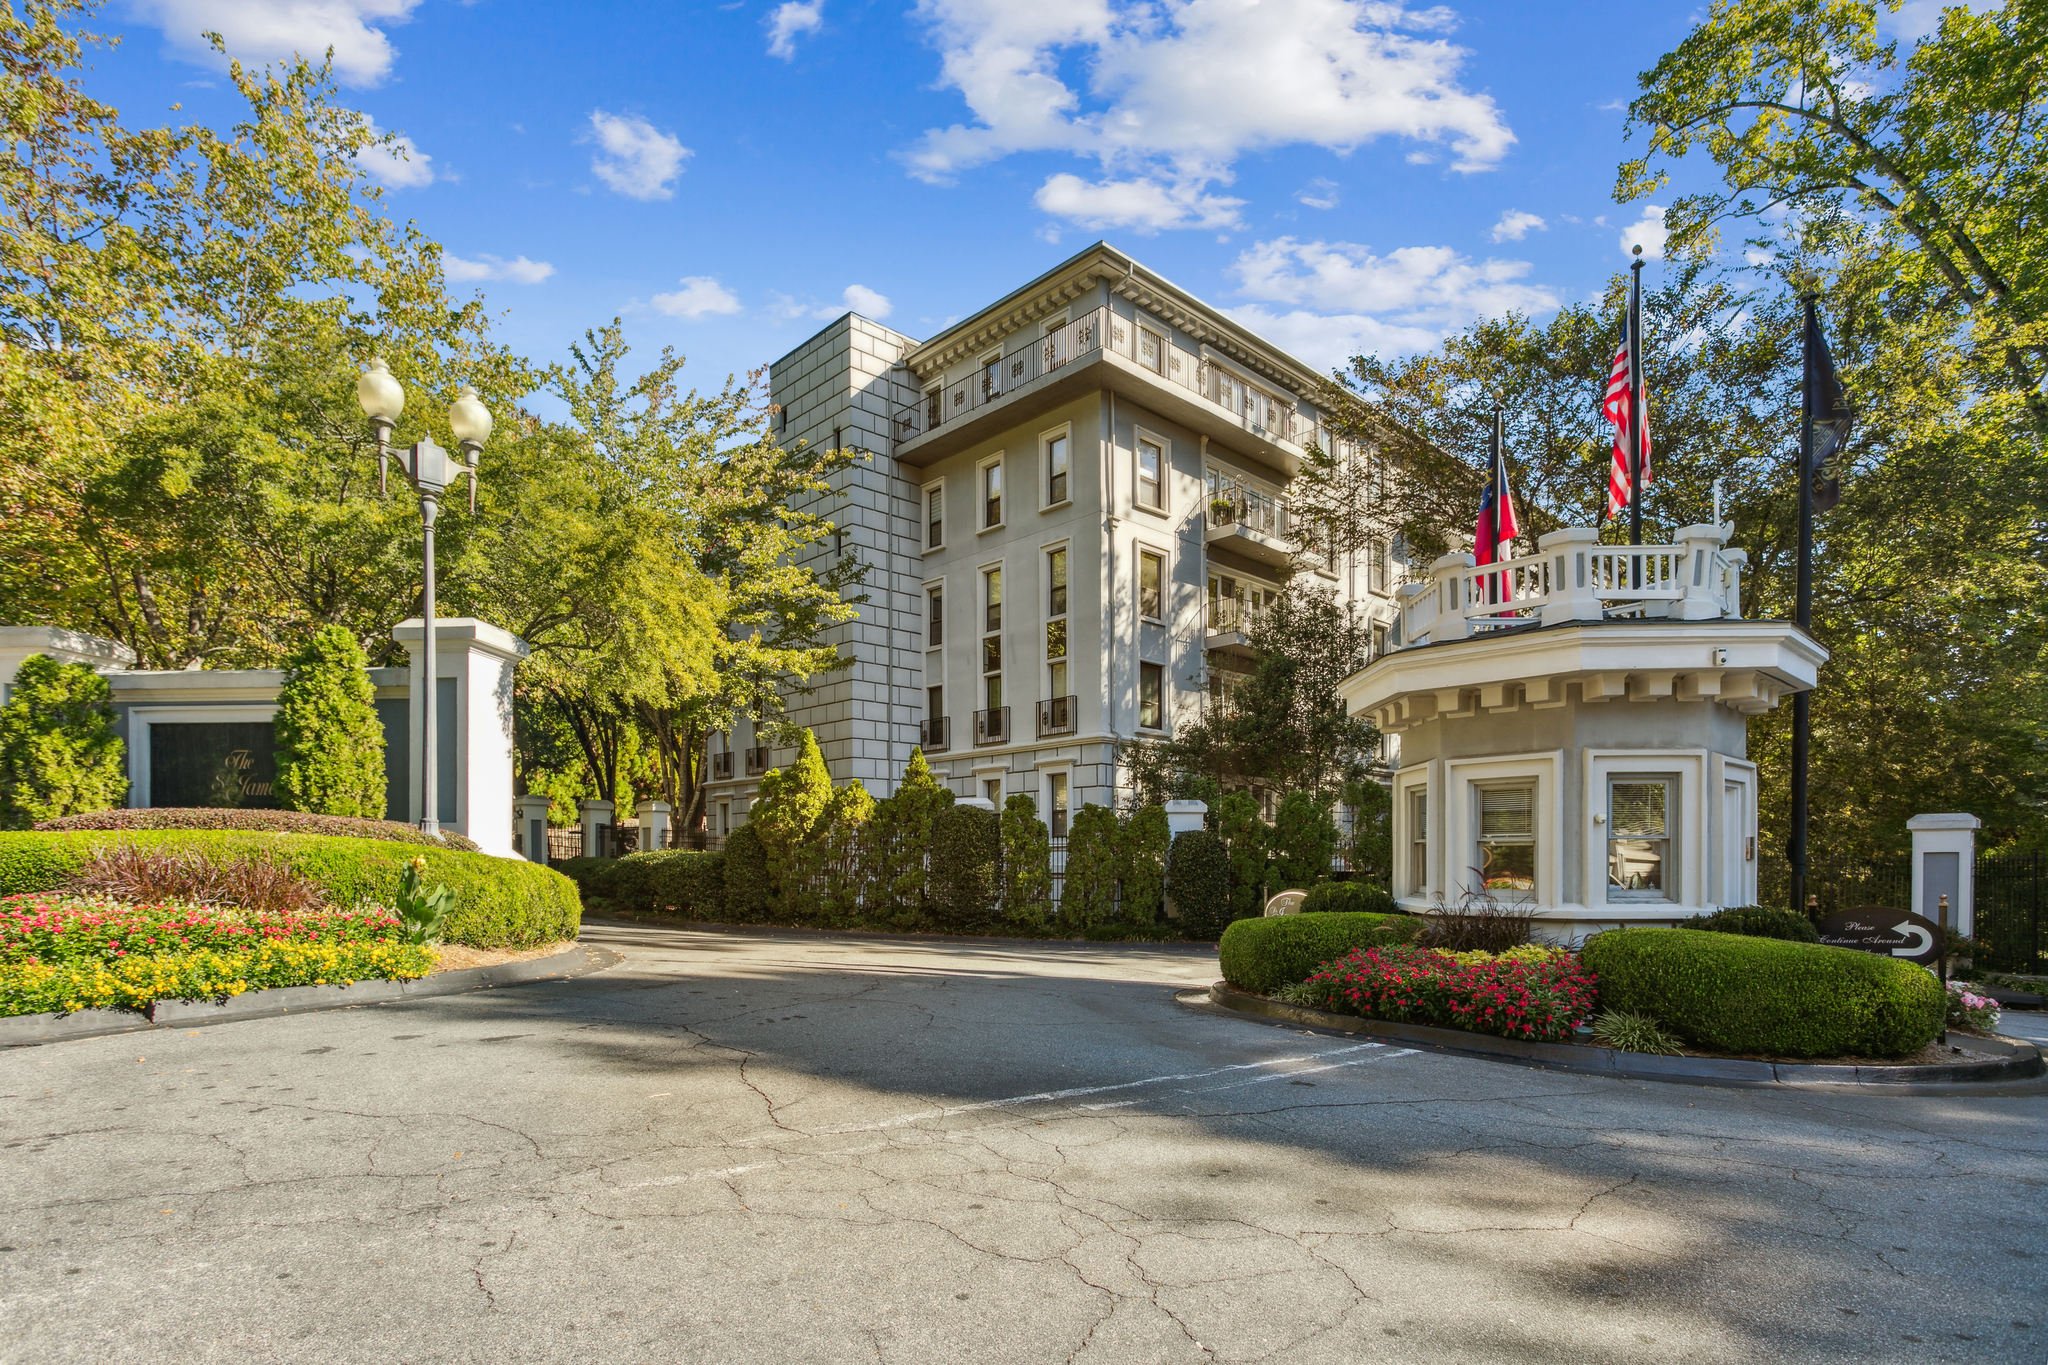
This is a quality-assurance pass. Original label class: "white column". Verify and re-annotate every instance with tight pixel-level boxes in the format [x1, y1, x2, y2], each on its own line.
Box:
[1162, 799, 1207, 838]
[578, 799, 615, 861]
[1674, 523, 1729, 621]
[1430, 552, 1475, 641]
[1908, 813, 1980, 938]
[1537, 528, 1602, 625]
[390, 617, 530, 857]
[637, 798, 672, 852]
[514, 795, 552, 864]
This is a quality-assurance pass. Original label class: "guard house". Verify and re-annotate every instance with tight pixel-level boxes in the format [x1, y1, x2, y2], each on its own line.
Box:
[1339, 525, 1826, 940]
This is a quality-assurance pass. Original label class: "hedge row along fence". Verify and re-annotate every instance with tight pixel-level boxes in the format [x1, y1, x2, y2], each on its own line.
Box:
[0, 831, 580, 950]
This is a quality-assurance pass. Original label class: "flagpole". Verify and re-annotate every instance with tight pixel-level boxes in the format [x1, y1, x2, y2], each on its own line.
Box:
[1790, 296, 1816, 919]
[1491, 406, 1505, 605]
[1627, 245, 1646, 548]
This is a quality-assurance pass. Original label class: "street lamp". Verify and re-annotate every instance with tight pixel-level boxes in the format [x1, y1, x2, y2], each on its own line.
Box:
[357, 359, 490, 838]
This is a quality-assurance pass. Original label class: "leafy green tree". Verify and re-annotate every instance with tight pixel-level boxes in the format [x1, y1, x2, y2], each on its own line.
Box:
[0, 655, 125, 827]
[1343, 779, 1393, 886]
[820, 779, 875, 923]
[1061, 804, 1122, 930]
[273, 624, 386, 818]
[1000, 794, 1053, 926]
[1119, 805, 1170, 926]
[1214, 792, 1271, 919]
[1271, 792, 1338, 889]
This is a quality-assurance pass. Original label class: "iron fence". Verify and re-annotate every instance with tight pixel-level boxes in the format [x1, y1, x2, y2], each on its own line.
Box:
[1977, 851, 2045, 974]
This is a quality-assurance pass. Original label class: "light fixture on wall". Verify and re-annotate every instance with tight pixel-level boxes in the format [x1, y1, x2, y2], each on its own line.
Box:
[357, 360, 492, 838]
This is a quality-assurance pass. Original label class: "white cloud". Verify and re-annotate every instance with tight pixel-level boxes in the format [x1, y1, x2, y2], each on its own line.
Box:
[131, 0, 420, 86]
[1619, 203, 1668, 259]
[444, 253, 555, 285]
[841, 284, 892, 319]
[652, 276, 743, 319]
[908, 0, 1512, 230]
[1886, 0, 1998, 42]
[1296, 177, 1340, 211]
[1033, 172, 1243, 232]
[1489, 208, 1545, 242]
[766, 1, 825, 59]
[587, 111, 691, 201]
[1226, 235, 1559, 368]
[354, 120, 433, 189]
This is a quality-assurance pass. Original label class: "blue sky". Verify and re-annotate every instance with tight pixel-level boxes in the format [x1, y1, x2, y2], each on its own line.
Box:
[93, 1, 1955, 395]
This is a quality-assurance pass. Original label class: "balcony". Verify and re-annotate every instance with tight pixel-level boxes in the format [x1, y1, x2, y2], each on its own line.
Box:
[1037, 695, 1077, 737]
[710, 751, 734, 782]
[1205, 598, 1262, 655]
[744, 745, 771, 777]
[1205, 486, 1294, 570]
[920, 716, 951, 753]
[973, 707, 1010, 746]
[893, 305, 1320, 476]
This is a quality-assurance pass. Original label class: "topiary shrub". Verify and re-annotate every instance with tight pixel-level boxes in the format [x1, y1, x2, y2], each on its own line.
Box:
[1691, 905, 1821, 943]
[35, 806, 480, 851]
[1213, 791, 1269, 919]
[1218, 911, 1424, 995]
[0, 655, 126, 829]
[1270, 791, 1337, 889]
[929, 803, 999, 929]
[752, 729, 833, 917]
[1061, 804, 1121, 929]
[1301, 881, 1394, 916]
[273, 625, 387, 818]
[554, 856, 614, 901]
[721, 823, 771, 922]
[865, 748, 951, 922]
[999, 794, 1052, 927]
[819, 781, 876, 923]
[1580, 927, 1945, 1058]
[0, 830, 578, 948]
[1119, 805, 1170, 927]
[1165, 829, 1231, 939]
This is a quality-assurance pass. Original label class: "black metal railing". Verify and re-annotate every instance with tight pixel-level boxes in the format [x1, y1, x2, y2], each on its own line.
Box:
[545, 828, 583, 862]
[1977, 850, 2045, 974]
[920, 716, 951, 752]
[711, 751, 734, 781]
[974, 707, 1010, 745]
[744, 745, 770, 776]
[1038, 695, 1076, 737]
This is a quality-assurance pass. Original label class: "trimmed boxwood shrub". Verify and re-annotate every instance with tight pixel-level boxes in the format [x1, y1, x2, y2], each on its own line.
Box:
[1580, 927, 1944, 1058]
[1691, 905, 1821, 943]
[273, 625, 386, 818]
[0, 830, 578, 949]
[554, 856, 614, 900]
[1166, 829, 1230, 939]
[1218, 910, 1423, 995]
[36, 807, 481, 852]
[929, 804, 999, 928]
[1301, 881, 1395, 916]
[0, 655, 126, 829]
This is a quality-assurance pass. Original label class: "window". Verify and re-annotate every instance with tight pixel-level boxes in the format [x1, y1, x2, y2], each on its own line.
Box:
[1476, 784, 1537, 897]
[1138, 326, 1164, 372]
[982, 565, 1002, 633]
[1608, 778, 1673, 898]
[982, 566, 1003, 714]
[980, 352, 1002, 399]
[1046, 546, 1068, 617]
[1371, 622, 1389, 661]
[1369, 538, 1390, 594]
[1137, 549, 1164, 622]
[983, 777, 1003, 807]
[1046, 545, 1069, 707]
[924, 483, 944, 550]
[1048, 657, 1069, 699]
[717, 800, 731, 836]
[980, 457, 1003, 529]
[924, 387, 942, 430]
[1045, 430, 1070, 506]
[926, 583, 944, 648]
[1407, 787, 1428, 892]
[1047, 772, 1069, 838]
[1135, 435, 1165, 511]
[927, 684, 944, 723]
[1138, 662, 1165, 731]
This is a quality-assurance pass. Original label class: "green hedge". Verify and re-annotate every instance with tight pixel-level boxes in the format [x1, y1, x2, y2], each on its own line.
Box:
[586, 848, 727, 918]
[0, 831, 579, 949]
[1218, 911, 1423, 995]
[930, 805, 999, 929]
[1690, 905, 1821, 943]
[1580, 927, 1944, 1058]
[1301, 881, 1395, 916]
[1166, 830, 1231, 939]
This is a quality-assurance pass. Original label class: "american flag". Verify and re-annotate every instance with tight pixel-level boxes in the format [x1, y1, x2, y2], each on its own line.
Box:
[1602, 321, 1651, 518]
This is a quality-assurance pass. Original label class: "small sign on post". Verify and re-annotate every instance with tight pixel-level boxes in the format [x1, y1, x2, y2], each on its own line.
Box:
[1263, 889, 1308, 917]
[1815, 907, 1944, 966]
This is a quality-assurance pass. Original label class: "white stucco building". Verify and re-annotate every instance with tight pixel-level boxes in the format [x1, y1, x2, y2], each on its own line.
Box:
[703, 243, 1406, 835]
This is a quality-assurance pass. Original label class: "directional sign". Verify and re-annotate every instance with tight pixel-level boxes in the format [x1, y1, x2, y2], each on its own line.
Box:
[1815, 908, 1944, 966]
[1263, 890, 1308, 917]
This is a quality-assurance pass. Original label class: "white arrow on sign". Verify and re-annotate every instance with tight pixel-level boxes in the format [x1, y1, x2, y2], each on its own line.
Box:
[1890, 921, 1934, 958]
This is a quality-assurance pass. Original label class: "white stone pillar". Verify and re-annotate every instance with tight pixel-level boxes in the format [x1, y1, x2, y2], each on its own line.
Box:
[390, 617, 530, 857]
[514, 795, 552, 865]
[1674, 523, 1729, 621]
[1908, 813, 1980, 938]
[956, 797, 998, 813]
[1538, 527, 1602, 625]
[1430, 552, 1475, 641]
[578, 798, 615, 861]
[1163, 800, 1208, 838]
[637, 799, 672, 853]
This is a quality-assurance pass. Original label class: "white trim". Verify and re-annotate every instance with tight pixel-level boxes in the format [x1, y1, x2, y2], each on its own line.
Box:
[1136, 659, 1169, 734]
[1392, 762, 1437, 904]
[1712, 754, 1758, 908]
[1134, 541, 1169, 625]
[923, 577, 946, 652]
[1580, 748, 1708, 911]
[1133, 426, 1169, 515]
[1041, 422, 1074, 511]
[921, 477, 946, 553]
[1038, 763, 1074, 839]
[126, 703, 279, 809]
[976, 451, 1006, 533]
[1442, 751, 1563, 908]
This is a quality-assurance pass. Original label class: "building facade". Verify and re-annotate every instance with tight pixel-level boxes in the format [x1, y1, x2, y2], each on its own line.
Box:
[703, 244, 1404, 836]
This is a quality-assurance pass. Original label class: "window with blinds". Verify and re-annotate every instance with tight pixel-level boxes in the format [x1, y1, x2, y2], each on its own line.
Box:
[1407, 787, 1428, 893]
[1608, 777, 1673, 897]
[1475, 783, 1536, 896]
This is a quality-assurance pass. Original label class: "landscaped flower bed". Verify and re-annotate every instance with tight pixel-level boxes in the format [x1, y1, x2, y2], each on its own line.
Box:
[0, 892, 432, 1018]
[1292, 944, 1598, 1043]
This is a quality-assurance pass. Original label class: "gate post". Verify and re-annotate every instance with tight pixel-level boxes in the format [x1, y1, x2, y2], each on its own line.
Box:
[514, 795, 552, 864]
[637, 799, 672, 852]
[578, 798, 615, 861]
[1908, 813, 1979, 938]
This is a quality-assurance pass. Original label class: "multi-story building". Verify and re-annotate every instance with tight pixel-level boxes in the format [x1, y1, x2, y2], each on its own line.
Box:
[702, 243, 1406, 838]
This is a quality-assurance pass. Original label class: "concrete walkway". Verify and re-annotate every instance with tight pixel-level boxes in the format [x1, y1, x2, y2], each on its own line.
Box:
[2, 920, 2043, 1363]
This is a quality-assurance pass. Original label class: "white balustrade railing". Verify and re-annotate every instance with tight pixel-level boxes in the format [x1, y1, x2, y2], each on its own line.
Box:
[1393, 525, 1747, 648]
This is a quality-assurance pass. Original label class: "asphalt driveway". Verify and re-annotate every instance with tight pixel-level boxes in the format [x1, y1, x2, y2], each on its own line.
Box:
[1, 920, 2043, 1363]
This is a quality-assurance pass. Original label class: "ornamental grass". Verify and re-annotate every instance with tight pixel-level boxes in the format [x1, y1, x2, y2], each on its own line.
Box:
[1300, 944, 1597, 1043]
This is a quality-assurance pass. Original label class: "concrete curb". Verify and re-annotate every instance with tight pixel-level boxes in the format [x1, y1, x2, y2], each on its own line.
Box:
[1194, 981, 2047, 1089]
[588, 912, 1220, 954]
[0, 943, 618, 1048]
